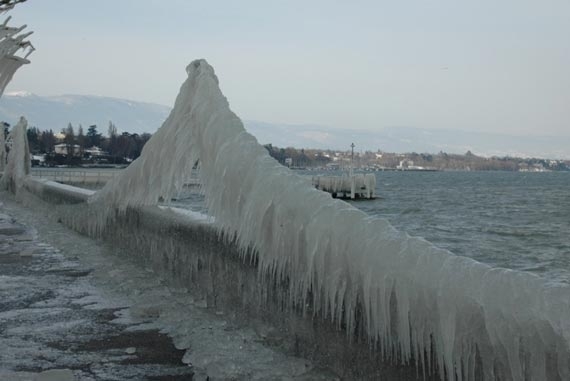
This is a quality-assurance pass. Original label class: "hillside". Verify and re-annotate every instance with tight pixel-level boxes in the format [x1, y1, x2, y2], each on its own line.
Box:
[1, 92, 569, 159]
[0, 92, 171, 134]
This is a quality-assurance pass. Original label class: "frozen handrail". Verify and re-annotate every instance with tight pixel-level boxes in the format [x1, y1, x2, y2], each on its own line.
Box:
[89, 59, 570, 381]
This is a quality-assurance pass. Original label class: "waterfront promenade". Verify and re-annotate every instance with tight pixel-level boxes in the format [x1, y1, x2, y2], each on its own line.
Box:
[0, 194, 334, 381]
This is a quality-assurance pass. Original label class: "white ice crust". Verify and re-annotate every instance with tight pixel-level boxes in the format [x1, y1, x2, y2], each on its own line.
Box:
[1, 116, 29, 192]
[90, 59, 570, 380]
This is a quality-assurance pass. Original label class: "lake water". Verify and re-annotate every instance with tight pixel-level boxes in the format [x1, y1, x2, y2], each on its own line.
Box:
[174, 170, 570, 285]
[353, 171, 570, 285]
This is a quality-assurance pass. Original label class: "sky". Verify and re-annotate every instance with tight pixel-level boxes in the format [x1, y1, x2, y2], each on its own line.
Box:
[4, 0, 570, 137]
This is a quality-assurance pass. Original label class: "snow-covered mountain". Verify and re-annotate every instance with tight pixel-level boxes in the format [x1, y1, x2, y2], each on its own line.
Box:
[1, 92, 568, 159]
[0, 92, 171, 134]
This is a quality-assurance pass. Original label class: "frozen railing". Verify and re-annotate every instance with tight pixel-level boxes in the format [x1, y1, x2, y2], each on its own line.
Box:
[82, 59, 570, 381]
[30, 169, 120, 186]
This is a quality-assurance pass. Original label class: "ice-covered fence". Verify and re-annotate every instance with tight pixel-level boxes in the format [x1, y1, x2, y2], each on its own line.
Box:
[79, 59, 570, 381]
[30, 168, 121, 187]
[312, 173, 376, 199]
[19, 177, 421, 379]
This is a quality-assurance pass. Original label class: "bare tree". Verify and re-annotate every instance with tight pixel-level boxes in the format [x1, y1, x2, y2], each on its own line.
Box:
[64, 123, 75, 159]
[77, 124, 85, 157]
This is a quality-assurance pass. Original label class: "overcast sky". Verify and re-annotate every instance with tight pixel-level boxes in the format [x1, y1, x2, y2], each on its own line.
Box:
[4, 0, 570, 137]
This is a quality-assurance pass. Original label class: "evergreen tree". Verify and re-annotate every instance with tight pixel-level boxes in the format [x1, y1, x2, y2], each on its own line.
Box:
[40, 130, 55, 153]
[86, 124, 102, 147]
[26, 126, 40, 153]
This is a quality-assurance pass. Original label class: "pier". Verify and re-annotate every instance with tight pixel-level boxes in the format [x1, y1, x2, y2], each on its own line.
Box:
[312, 143, 376, 199]
[312, 173, 376, 199]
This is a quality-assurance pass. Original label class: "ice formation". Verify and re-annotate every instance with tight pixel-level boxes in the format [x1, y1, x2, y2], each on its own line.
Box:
[0, 116, 29, 192]
[0, 16, 34, 98]
[0, 16, 32, 174]
[312, 173, 376, 199]
[84, 59, 570, 380]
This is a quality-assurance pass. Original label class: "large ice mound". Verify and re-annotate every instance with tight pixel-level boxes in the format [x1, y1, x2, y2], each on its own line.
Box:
[89, 59, 570, 380]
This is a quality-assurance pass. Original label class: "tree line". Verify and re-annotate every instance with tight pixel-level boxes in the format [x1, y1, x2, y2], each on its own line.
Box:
[264, 144, 332, 168]
[25, 121, 152, 166]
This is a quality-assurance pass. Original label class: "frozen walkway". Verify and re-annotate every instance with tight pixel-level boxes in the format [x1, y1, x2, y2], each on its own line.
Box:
[0, 194, 337, 381]
[0, 200, 194, 380]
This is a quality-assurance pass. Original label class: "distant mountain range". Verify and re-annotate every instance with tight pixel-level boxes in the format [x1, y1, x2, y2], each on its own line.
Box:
[1, 92, 568, 159]
[246, 121, 570, 159]
[0, 92, 171, 135]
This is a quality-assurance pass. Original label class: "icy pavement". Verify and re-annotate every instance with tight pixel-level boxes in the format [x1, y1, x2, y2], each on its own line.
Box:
[0, 195, 338, 381]
[0, 203, 193, 380]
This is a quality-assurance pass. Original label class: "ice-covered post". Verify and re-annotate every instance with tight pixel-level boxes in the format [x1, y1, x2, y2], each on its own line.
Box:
[0, 116, 30, 193]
